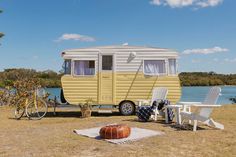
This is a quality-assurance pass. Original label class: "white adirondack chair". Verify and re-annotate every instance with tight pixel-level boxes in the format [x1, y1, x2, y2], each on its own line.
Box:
[180, 86, 224, 131]
[137, 87, 168, 121]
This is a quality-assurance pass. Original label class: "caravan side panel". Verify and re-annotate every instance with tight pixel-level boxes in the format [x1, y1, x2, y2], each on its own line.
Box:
[61, 49, 181, 105]
[61, 75, 98, 105]
[115, 51, 181, 105]
[61, 53, 99, 105]
[115, 73, 181, 104]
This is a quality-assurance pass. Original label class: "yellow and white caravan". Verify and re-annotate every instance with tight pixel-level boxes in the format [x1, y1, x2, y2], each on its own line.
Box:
[60, 45, 181, 115]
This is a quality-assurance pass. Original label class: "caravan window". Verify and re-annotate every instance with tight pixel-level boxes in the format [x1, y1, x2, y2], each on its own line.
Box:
[63, 60, 71, 75]
[102, 55, 113, 70]
[168, 59, 177, 75]
[74, 60, 95, 76]
[143, 60, 166, 76]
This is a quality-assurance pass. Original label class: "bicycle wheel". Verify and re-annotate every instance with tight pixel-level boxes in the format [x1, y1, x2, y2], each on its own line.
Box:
[26, 99, 48, 120]
[14, 98, 25, 120]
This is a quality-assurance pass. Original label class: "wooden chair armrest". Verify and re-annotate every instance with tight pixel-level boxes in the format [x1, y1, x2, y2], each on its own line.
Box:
[191, 104, 222, 107]
[137, 99, 150, 103]
[137, 99, 150, 106]
[178, 101, 202, 105]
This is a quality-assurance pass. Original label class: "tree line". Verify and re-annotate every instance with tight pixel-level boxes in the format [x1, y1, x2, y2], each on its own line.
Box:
[0, 69, 62, 88]
[0, 69, 236, 88]
[179, 72, 236, 86]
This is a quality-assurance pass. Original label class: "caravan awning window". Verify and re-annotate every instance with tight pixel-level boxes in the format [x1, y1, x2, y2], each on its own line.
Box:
[143, 60, 166, 76]
[73, 60, 95, 76]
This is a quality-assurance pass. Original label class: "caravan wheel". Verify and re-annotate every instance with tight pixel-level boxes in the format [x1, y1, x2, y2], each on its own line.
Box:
[119, 101, 135, 116]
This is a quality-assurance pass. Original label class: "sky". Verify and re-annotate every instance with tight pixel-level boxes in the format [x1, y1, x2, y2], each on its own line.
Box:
[0, 0, 235, 74]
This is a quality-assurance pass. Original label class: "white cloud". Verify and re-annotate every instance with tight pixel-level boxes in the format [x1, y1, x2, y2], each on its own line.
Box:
[196, 0, 223, 8]
[33, 55, 39, 60]
[224, 58, 229, 62]
[213, 58, 219, 62]
[150, 0, 162, 5]
[56, 33, 96, 42]
[191, 59, 201, 63]
[224, 58, 236, 63]
[150, 0, 223, 8]
[182, 46, 228, 55]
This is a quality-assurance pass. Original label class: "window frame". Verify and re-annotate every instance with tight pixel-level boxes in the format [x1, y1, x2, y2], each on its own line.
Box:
[101, 55, 113, 71]
[72, 59, 96, 77]
[143, 59, 167, 76]
[63, 59, 72, 75]
[99, 53, 116, 72]
[168, 58, 178, 76]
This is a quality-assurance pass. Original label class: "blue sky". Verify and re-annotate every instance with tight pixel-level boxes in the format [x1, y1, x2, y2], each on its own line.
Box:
[0, 0, 235, 73]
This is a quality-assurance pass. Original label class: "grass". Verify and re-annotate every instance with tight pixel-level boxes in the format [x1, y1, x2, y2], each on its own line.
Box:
[0, 105, 236, 157]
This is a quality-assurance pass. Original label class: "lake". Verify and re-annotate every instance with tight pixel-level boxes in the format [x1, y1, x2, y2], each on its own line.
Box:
[46, 86, 236, 105]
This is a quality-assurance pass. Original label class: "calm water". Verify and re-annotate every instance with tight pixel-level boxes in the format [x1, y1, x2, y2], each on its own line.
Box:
[181, 86, 236, 104]
[46, 86, 236, 105]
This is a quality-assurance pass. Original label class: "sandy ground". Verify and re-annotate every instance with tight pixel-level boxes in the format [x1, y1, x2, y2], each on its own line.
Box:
[0, 105, 236, 157]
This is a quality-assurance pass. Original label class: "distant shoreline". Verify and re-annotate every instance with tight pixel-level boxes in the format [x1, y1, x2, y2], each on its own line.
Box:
[179, 72, 236, 86]
[1, 69, 236, 88]
[182, 85, 236, 87]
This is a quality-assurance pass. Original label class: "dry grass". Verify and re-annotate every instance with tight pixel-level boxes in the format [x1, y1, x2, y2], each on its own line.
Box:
[0, 105, 236, 157]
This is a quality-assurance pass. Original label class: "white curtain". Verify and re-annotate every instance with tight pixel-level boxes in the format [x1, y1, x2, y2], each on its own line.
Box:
[144, 60, 166, 75]
[168, 59, 177, 75]
[74, 61, 95, 75]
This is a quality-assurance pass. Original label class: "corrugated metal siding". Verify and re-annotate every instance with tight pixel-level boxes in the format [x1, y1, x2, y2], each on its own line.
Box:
[61, 73, 181, 105]
[61, 75, 98, 105]
[115, 72, 181, 104]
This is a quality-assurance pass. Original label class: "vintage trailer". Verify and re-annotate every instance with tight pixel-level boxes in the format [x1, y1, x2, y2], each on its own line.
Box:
[60, 45, 181, 115]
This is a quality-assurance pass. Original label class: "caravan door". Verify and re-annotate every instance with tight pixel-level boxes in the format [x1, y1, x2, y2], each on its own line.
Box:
[99, 54, 115, 104]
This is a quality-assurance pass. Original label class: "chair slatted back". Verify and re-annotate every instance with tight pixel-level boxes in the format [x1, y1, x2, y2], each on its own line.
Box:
[151, 87, 168, 105]
[199, 87, 221, 118]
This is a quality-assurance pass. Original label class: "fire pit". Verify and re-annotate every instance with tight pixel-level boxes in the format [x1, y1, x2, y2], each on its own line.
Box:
[99, 124, 131, 139]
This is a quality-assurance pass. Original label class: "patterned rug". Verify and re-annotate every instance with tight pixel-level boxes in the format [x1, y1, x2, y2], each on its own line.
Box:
[73, 127, 164, 144]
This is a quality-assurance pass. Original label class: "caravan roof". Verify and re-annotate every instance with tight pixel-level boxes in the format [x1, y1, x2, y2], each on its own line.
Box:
[62, 45, 178, 54]
[61, 45, 178, 59]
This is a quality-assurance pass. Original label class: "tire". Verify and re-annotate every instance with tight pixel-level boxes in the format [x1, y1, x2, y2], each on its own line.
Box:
[119, 101, 135, 116]
[14, 98, 25, 120]
[26, 99, 48, 120]
[60, 89, 67, 104]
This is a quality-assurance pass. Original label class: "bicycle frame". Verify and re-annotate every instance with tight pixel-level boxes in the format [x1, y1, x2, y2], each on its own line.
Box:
[14, 87, 48, 120]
